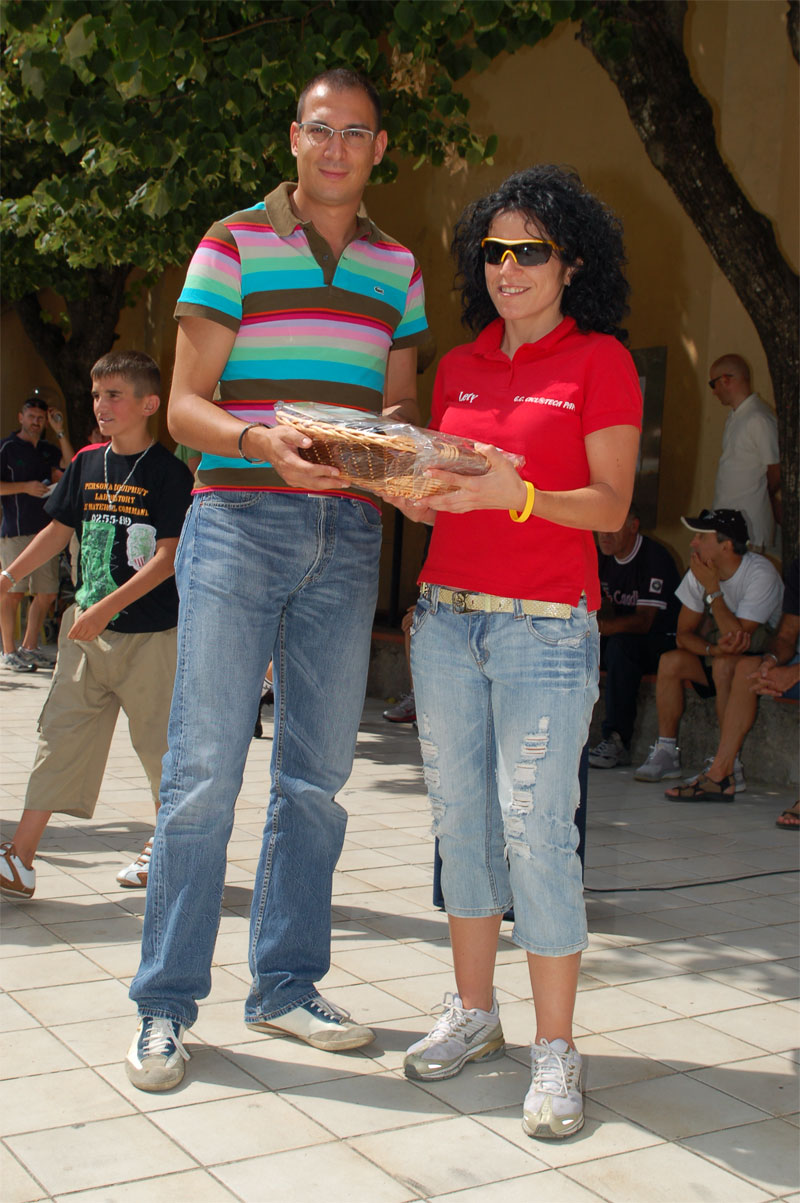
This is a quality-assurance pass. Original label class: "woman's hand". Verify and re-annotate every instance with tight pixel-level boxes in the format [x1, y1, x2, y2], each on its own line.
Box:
[417, 444, 528, 515]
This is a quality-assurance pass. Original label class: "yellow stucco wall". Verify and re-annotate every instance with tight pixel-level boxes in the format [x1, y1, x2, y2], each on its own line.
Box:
[2, 1, 796, 611]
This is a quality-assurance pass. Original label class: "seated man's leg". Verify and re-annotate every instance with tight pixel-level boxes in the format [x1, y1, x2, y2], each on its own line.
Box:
[696, 655, 756, 785]
[635, 648, 707, 781]
[245, 495, 381, 1046]
[130, 494, 281, 1036]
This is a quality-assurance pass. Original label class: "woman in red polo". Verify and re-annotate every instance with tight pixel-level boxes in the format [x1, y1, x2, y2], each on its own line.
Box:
[391, 166, 642, 1139]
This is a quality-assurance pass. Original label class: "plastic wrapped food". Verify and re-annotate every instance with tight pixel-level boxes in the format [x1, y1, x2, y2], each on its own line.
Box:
[273, 402, 524, 499]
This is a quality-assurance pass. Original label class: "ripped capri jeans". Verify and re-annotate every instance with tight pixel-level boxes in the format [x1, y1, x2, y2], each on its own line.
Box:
[410, 587, 599, 957]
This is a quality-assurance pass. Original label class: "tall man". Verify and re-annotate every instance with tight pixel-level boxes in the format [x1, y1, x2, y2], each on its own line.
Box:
[127, 69, 428, 1091]
[588, 508, 680, 768]
[709, 353, 780, 550]
[1, 394, 74, 670]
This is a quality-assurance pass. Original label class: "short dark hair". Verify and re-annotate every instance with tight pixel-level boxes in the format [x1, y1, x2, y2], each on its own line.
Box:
[91, 351, 160, 396]
[451, 164, 630, 340]
[715, 530, 749, 557]
[21, 395, 48, 412]
[296, 68, 382, 130]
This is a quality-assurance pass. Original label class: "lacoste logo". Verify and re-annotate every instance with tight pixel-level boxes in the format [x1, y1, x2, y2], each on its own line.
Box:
[374, 285, 384, 294]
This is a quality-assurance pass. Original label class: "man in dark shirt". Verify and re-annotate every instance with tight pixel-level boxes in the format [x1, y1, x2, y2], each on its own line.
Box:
[589, 508, 681, 768]
[0, 394, 74, 671]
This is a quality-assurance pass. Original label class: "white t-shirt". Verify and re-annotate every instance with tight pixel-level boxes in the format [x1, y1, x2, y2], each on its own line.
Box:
[676, 551, 784, 629]
[713, 393, 779, 549]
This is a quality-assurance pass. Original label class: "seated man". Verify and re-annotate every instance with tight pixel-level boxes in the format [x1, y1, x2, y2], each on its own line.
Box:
[663, 558, 798, 808]
[634, 508, 783, 789]
[589, 507, 681, 768]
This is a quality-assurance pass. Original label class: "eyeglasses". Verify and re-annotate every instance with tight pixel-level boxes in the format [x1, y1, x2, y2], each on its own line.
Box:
[480, 237, 563, 267]
[708, 374, 732, 389]
[297, 122, 376, 147]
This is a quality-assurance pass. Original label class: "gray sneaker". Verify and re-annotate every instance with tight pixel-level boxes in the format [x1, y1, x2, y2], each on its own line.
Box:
[588, 732, 631, 769]
[383, 691, 416, 723]
[404, 991, 505, 1081]
[523, 1038, 584, 1140]
[1, 652, 36, 673]
[126, 1017, 189, 1091]
[635, 742, 681, 781]
[18, 647, 54, 669]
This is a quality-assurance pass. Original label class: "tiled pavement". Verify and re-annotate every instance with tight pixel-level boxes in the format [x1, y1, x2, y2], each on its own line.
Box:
[1, 660, 798, 1203]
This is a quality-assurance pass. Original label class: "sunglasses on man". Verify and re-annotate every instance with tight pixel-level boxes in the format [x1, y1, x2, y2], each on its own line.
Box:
[708, 373, 732, 389]
[481, 237, 563, 267]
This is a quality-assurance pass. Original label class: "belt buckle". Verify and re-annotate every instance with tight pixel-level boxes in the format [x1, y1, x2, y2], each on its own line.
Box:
[451, 590, 469, 613]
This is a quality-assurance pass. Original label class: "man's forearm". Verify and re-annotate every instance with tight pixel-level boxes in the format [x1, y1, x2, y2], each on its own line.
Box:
[0, 521, 72, 581]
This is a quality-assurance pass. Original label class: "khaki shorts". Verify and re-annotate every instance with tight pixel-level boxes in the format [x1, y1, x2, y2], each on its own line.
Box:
[0, 535, 60, 595]
[24, 605, 177, 818]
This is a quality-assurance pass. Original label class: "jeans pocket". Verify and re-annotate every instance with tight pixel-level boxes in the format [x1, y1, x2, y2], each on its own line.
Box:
[524, 609, 589, 648]
[348, 498, 383, 530]
[410, 594, 431, 638]
[199, 490, 263, 511]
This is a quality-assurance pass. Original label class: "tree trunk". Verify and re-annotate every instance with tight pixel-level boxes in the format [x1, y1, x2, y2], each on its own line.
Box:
[580, 0, 799, 556]
[14, 265, 132, 445]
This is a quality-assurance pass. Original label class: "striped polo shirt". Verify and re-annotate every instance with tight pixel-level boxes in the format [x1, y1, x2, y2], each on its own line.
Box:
[175, 181, 428, 496]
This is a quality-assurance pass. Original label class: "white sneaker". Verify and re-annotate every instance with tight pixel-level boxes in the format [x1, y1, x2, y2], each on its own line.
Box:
[588, 732, 631, 769]
[523, 1038, 584, 1140]
[126, 1017, 189, 1092]
[403, 991, 505, 1080]
[634, 742, 681, 781]
[116, 838, 153, 888]
[0, 842, 35, 899]
[248, 995, 374, 1051]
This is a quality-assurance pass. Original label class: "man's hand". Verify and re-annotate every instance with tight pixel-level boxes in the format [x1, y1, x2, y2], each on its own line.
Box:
[243, 424, 351, 489]
[748, 657, 800, 697]
[716, 629, 751, 655]
[689, 550, 720, 594]
[47, 408, 66, 436]
[23, 480, 49, 498]
[68, 601, 115, 643]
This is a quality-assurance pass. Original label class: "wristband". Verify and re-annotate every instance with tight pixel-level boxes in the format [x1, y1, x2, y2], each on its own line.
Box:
[56, 431, 65, 439]
[238, 422, 269, 464]
[764, 652, 779, 664]
[509, 480, 535, 523]
[1, 569, 18, 587]
[705, 643, 712, 657]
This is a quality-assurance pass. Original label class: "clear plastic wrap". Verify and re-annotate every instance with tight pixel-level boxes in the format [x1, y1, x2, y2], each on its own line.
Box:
[273, 402, 525, 499]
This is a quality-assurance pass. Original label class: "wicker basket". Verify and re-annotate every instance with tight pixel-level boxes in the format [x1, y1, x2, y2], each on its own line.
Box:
[274, 403, 492, 499]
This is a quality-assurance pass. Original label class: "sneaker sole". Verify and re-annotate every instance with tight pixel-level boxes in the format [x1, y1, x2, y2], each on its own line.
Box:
[247, 1019, 374, 1051]
[522, 1112, 585, 1140]
[116, 875, 148, 888]
[403, 1035, 506, 1081]
[0, 882, 34, 900]
[125, 1060, 186, 1092]
[634, 768, 681, 782]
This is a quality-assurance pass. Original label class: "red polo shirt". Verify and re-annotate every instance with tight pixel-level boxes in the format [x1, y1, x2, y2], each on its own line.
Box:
[420, 316, 642, 607]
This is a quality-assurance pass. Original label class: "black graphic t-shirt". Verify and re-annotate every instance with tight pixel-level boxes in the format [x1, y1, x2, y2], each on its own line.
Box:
[46, 442, 193, 633]
[598, 533, 681, 637]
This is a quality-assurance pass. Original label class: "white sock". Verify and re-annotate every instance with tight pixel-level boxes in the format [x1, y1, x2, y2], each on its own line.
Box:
[657, 737, 677, 749]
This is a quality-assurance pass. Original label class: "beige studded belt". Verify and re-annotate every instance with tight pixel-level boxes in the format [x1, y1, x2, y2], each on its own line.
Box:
[419, 582, 572, 618]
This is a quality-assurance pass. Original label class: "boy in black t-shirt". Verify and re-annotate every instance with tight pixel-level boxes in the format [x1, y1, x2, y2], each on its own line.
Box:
[0, 352, 193, 900]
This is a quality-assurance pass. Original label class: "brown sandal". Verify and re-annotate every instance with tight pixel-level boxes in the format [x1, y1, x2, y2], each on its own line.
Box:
[776, 802, 800, 830]
[665, 774, 736, 802]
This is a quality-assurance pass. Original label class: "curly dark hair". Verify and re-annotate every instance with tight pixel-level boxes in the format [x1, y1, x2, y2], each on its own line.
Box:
[451, 165, 630, 342]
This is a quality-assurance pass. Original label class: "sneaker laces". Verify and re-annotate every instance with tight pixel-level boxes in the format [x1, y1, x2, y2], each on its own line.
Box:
[309, 996, 352, 1023]
[531, 1040, 578, 1098]
[133, 838, 154, 867]
[141, 1019, 189, 1061]
[426, 992, 478, 1040]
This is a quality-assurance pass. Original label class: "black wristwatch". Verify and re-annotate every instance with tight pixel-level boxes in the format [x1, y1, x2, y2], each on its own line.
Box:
[705, 589, 723, 606]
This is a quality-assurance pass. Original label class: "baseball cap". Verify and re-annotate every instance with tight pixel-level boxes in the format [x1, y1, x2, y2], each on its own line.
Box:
[22, 395, 48, 412]
[681, 508, 749, 545]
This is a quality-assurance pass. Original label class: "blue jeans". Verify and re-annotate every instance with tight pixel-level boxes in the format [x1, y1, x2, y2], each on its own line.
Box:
[129, 491, 381, 1028]
[411, 588, 598, 957]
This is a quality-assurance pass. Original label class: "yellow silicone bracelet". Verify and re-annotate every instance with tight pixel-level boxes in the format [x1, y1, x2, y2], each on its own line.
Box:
[509, 480, 535, 523]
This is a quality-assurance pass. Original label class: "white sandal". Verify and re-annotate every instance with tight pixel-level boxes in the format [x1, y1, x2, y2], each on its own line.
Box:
[0, 842, 36, 899]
